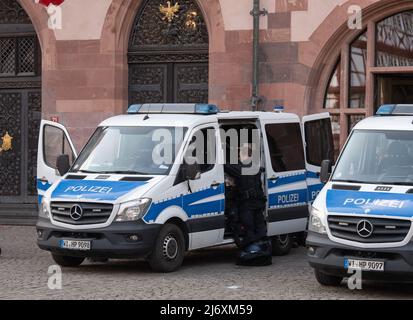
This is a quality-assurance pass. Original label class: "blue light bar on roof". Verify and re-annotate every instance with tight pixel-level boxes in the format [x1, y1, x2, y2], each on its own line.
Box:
[127, 103, 220, 115]
[376, 104, 413, 116]
[273, 105, 284, 113]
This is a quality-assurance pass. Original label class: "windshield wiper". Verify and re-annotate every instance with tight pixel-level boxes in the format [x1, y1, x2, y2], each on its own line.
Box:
[74, 169, 102, 174]
[99, 170, 148, 175]
[333, 179, 413, 186]
[377, 182, 413, 186]
[332, 179, 372, 184]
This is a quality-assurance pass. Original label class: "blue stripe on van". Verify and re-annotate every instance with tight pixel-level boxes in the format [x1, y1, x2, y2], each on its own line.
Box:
[267, 173, 307, 188]
[143, 184, 225, 223]
[306, 171, 320, 179]
[308, 183, 324, 202]
[326, 189, 413, 217]
[268, 188, 308, 208]
[267, 173, 308, 208]
[37, 179, 52, 192]
[51, 180, 147, 201]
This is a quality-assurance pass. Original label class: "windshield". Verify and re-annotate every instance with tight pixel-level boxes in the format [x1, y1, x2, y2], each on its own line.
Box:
[332, 130, 413, 185]
[71, 126, 187, 175]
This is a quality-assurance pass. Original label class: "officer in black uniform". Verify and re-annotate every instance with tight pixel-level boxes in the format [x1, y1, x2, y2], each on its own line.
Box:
[225, 143, 271, 266]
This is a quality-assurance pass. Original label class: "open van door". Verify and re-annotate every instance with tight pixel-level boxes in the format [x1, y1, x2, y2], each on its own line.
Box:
[302, 113, 334, 202]
[37, 120, 77, 203]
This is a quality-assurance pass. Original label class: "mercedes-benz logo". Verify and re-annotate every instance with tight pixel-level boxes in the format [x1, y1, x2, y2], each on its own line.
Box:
[70, 204, 83, 221]
[356, 220, 374, 238]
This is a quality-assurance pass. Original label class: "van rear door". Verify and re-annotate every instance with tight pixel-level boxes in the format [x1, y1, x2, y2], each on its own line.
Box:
[37, 120, 77, 203]
[261, 119, 309, 236]
[302, 113, 334, 202]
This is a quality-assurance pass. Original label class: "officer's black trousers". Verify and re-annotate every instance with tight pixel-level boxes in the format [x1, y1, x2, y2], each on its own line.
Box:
[239, 202, 267, 247]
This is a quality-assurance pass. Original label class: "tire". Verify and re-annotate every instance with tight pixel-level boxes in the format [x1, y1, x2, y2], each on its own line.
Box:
[314, 268, 343, 287]
[271, 234, 293, 256]
[52, 253, 85, 267]
[294, 232, 307, 247]
[148, 223, 186, 273]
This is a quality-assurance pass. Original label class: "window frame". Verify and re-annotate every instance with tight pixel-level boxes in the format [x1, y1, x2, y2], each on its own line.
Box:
[43, 124, 74, 170]
[174, 125, 217, 185]
[264, 122, 306, 173]
[304, 118, 335, 167]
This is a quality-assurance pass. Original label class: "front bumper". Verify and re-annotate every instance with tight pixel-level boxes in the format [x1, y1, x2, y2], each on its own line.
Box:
[307, 231, 413, 280]
[36, 218, 162, 259]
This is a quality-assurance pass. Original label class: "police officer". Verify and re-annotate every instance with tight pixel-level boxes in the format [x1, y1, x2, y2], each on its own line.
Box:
[225, 143, 271, 266]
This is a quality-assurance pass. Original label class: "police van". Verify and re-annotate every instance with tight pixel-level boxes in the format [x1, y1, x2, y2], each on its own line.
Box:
[308, 104, 413, 285]
[36, 104, 333, 272]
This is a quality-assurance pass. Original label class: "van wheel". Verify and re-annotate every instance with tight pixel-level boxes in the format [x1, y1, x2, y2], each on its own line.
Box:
[314, 269, 343, 286]
[271, 234, 293, 256]
[148, 223, 185, 273]
[295, 232, 307, 247]
[52, 253, 85, 267]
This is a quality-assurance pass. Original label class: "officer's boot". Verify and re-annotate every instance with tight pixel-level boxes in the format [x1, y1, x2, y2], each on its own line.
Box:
[236, 242, 272, 266]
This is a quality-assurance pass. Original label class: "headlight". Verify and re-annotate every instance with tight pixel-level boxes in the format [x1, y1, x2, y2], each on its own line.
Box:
[39, 197, 51, 219]
[115, 198, 152, 222]
[308, 206, 327, 234]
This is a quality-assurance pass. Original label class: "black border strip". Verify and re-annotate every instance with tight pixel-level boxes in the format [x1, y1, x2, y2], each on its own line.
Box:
[268, 206, 309, 223]
[187, 215, 225, 233]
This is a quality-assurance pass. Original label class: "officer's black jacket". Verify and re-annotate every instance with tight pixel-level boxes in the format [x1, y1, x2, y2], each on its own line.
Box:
[224, 163, 265, 202]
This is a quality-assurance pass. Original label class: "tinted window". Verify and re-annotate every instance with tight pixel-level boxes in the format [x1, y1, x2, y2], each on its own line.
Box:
[44, 125, 74, 169]
[304, 118, 334, 166]
[186, 127, 216, 174]
[265, 123, 305, 172]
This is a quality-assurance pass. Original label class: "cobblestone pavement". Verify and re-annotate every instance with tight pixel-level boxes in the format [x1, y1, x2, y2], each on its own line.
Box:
[1, 225, 413, 300]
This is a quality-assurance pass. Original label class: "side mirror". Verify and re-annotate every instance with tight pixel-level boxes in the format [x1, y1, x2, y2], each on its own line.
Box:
[320, 159, 332, 184]
[184, 161, 201, 181]
[56, 154, 70, 176]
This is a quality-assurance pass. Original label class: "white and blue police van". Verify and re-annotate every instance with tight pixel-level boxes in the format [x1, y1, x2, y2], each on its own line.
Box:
[308, 104, 413, 285]
[36, 103, 333, 272]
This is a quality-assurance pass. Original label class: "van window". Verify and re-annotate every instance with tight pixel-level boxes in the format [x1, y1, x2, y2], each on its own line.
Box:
[43, 125, 74, 169]
[265, 123, 305, 172]
[186, 127, 216, 174]
[333, 130, 413, 185]
[304, 118, 335, 165]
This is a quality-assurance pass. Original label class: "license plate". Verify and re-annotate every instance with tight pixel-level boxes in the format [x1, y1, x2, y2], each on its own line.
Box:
[60, 240, 91, 251]
[344, 258, 385, 272]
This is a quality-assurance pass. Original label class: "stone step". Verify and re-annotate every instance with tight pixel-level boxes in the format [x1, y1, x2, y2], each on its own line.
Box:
[0, 204, 37, 225]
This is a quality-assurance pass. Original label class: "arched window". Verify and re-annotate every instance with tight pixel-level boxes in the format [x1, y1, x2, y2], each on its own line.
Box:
[128, 0, 209, 105]
[323, 9, 413, 151]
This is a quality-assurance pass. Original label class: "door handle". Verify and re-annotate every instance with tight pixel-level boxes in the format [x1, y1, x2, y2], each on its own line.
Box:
[39, 176, 49, 184]
[268, 176, 278, 182]
[211, 181, 221, 188]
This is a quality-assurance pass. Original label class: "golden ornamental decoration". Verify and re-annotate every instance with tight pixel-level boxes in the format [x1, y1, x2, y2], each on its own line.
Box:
[185, 11, 198, 29]
[0, 131, 13, 153]
[159, 1, 180, 23]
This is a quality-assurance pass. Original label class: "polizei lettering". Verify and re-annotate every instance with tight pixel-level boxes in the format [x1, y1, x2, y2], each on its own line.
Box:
[64, 185, 113, 194]
[343, 198, 405, 209]
[278, 193, 299, 204]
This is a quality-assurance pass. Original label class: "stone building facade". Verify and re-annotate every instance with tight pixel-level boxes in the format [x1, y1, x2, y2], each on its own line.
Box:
[1, 0, 412, 222]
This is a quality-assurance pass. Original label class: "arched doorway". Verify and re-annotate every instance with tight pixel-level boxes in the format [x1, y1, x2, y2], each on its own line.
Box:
[128, 0, 209, 105]
[0, 0, 42, 223]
